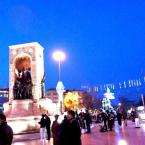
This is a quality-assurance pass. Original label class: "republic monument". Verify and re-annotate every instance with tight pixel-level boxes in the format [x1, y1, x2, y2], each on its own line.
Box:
[4, 42, 45, 133]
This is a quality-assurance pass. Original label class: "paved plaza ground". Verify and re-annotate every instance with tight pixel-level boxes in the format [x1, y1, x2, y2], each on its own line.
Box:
[12, 121, 145, 145]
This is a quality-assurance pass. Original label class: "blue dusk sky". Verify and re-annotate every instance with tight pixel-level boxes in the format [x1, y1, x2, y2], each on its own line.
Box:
[0, 0, 145, 90]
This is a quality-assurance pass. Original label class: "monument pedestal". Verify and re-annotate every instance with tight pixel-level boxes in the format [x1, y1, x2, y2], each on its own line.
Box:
[4, 99, 41, 117]
[4, 99, 42, 134]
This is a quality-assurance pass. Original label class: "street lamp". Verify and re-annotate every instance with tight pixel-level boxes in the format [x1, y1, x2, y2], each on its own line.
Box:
[52, 50, 66, 114]
[52, 50, 66, 81]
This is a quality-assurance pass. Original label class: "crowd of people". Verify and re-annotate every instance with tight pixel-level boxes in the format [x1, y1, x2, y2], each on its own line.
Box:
[39, 107, 138, 144]
[0, 106, 141, 145]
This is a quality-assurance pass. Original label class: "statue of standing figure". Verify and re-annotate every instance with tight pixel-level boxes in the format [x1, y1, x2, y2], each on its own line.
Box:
[13, 70, 33, 100]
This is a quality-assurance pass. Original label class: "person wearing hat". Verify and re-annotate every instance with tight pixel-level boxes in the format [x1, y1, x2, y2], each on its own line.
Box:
[0, 113, 13, 145]
[59, 110, 82, 145]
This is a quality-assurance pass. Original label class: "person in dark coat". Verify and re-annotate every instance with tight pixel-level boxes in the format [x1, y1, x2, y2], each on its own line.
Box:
[84, 110, 92, 133]
[0, 113, 13, 145]
[51, 114, 60, 145]
[107, 110, 114, 131]
[59, 110, 82, 145]
[116, 106, 122, 127]
[45, 114, 51, 140]
[100, 109, 108, 131]
[39, 114, 46, 140]
[122, 109, 127, 126]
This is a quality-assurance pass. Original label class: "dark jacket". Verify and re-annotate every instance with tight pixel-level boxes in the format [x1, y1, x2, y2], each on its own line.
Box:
[51, 120, 61, 145]
[59, 118, 81, 145]
[39, 116, 46, 128]
[0, 122, 13, 145]
[45, 115, 51, 128]
[84, 112, 92, 125]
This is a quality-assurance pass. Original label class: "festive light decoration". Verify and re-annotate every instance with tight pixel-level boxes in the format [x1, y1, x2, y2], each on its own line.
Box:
[64, 92, 79, 111]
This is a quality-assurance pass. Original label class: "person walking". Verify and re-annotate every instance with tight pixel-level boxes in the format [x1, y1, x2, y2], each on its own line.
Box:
[116, 106, 122, 128]
[100, 109, 108, 132]
[107, 110, 114, 131]
[59, 110, 82, 145]
[122, 109, 127, 126]
[0, 113, 13, 145]
[84, 110, 92, 133]
[45, 114, 51, 140]
[39, 114, 46, 141]
[51, 114, 60, 145]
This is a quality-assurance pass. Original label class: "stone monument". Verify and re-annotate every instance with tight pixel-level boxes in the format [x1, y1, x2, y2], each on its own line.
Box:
[4, 42, 45, 134]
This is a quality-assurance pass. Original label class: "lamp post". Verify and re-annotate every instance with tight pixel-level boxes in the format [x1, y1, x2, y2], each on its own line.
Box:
[52, 50, 66, 114]
[52, 50, 66, 81]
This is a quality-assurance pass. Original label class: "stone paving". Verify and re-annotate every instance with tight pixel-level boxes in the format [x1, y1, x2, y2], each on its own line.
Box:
[12, 121, 145, 145]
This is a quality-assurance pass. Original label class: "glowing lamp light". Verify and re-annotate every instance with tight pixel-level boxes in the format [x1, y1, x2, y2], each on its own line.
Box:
[52, 50, 66, 61]
[52, 50, 66, 81]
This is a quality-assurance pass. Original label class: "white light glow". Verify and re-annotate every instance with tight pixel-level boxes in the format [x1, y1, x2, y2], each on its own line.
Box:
[118, 140, 128, 145]
[137, 106, 144, 111]
[104, 87, 115, 99]
[52, 50, 66, 61]
[118, 103, 121, 106]
[139, 113, 145, 120]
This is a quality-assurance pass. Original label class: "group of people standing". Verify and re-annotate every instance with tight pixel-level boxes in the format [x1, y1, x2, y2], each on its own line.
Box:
[99, 106, 128, 132]
[39, 109, 92, 145]
[76, 109, 92, 134]
[13, 70, 32, 100]
[38, 114, 51, 141]
[39, 110, 82, 145]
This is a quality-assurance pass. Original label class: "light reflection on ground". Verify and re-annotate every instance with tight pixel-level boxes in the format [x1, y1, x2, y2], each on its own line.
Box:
[118, 140, 128, 145]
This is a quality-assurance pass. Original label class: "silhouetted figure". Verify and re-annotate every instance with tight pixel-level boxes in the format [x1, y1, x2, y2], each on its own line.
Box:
[45, 114, 51, 140]
[117, 107, 122, 127]
[51, 114, 60, 145]
[107, 110, 114, 131]
[100, 109, 108, 132]
[39, 114, 46, 141]
[122, 109, 127, 126]
[0, 113, 13, 145]
[78, 112, 86, 133]
[84, 110, 92, 133]
[59, 110, 82, 145]
[131, 108, 136, 122]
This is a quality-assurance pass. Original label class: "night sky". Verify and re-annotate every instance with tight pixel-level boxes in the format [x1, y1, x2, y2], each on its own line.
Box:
[0, 0, 145, 90]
